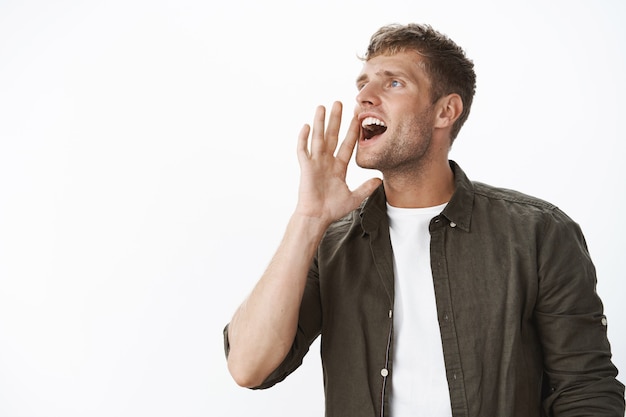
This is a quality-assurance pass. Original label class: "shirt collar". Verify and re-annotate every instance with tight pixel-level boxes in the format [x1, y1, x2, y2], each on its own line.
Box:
[360, 160, 474, 234]
[441, 160, 473, 232]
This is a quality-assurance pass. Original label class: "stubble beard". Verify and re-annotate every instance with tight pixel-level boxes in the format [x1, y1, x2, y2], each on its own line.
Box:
[356, 110, 434, 177]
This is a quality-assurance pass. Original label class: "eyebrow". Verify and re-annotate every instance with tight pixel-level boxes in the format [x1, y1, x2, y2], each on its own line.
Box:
[356, 70, 407, 86]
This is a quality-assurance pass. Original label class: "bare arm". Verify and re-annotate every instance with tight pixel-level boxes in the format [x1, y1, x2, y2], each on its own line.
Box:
[226, 102, 381, 387]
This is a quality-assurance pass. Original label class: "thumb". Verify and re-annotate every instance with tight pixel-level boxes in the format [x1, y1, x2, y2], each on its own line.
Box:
[351, 177, 383, 205]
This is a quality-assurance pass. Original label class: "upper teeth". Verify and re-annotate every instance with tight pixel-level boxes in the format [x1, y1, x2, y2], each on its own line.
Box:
[362, 117, 385, 128]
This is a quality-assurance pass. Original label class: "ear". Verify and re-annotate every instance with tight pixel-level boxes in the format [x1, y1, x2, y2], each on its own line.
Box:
[433, 93, 463, 130]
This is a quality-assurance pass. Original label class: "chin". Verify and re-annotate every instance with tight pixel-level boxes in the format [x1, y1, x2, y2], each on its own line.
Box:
[355, 157, 379, 171]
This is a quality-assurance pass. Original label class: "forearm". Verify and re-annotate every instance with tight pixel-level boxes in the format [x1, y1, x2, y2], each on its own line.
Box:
[226, 213, 329, 388]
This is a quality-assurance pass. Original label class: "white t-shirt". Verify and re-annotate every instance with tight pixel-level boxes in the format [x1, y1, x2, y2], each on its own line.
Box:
[387, 202, 452, 417]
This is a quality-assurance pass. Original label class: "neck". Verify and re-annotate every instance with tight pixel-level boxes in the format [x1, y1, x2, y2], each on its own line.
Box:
[383, 159, 455, 208]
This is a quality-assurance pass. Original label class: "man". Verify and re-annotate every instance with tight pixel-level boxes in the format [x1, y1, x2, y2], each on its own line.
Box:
[223, 23, 625, 416]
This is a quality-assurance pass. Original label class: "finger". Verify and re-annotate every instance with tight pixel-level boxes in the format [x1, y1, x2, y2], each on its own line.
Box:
[325, 101, 343, 153]
[310, 105, 326, 156]
[335, 115, 360, 165]
[297, 124, 311, 164]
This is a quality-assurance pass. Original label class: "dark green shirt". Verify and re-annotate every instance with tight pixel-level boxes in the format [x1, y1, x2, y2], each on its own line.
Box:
[225, 161, 624, 416]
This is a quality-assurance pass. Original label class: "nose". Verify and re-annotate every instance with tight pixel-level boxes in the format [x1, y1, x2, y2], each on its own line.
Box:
[356, 82, 380, 108]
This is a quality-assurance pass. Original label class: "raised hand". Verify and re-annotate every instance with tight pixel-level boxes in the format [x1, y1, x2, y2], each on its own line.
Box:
[226, 102, 382, 388]
[295, 101, 382, 225]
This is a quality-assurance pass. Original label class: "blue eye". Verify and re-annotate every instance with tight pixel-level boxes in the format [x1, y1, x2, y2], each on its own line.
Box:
[390, 80, 401, 87]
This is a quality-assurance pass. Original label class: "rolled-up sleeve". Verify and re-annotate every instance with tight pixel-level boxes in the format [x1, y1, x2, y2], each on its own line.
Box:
[535, 208, 625, 415]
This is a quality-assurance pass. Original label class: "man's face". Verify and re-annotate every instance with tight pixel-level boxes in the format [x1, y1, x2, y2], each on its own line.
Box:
[354, 51, 437, 175]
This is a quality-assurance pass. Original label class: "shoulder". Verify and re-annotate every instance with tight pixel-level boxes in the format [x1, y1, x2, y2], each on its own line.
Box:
[472, 181, 556, 211]
[470, 181, 581, 238]
[447, 161, 568, 231]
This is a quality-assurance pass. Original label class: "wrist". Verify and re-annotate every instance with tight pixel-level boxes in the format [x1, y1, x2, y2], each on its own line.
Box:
[288, 211, 332, 242]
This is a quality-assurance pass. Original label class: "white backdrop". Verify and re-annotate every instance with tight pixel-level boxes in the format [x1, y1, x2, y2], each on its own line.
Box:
[1, 1, 624, 416]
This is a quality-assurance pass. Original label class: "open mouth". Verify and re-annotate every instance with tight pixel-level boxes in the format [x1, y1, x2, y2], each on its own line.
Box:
[362, 117, 387, 140]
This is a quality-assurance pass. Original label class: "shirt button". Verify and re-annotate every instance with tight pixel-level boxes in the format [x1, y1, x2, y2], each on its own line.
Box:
[601, 317, 608, 326]
[450, 222, 457, 228]
[381, 368, 389, 377]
